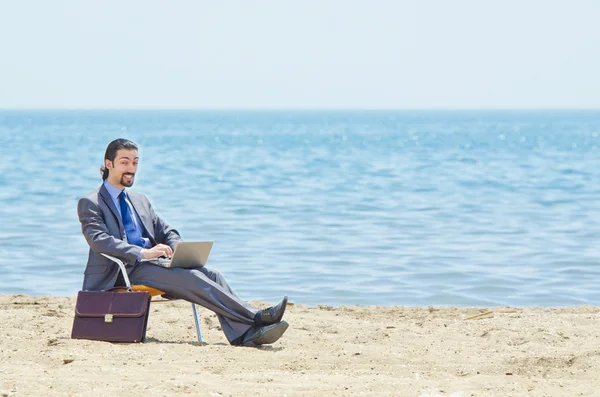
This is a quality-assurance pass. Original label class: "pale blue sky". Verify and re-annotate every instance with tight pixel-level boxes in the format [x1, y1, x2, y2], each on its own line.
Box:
[1, 0, 599, 109]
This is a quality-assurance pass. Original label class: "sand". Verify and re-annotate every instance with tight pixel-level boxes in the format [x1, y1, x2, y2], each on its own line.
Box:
[0, 295, 599, 397]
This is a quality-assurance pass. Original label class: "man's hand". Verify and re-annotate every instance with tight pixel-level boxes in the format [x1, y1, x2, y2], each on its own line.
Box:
[141, 244, 173, 259]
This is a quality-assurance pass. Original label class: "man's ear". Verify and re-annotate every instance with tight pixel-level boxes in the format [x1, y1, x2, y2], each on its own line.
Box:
[105, 159, 113, 169]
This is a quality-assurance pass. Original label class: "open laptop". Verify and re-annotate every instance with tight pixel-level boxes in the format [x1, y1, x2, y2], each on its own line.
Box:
[143, 241, 214, 269]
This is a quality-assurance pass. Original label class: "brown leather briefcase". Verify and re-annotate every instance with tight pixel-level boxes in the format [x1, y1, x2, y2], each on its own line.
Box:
[71, 290, 151, 343]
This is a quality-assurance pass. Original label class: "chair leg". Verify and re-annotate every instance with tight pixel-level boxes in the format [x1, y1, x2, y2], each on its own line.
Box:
[192, 303, 202, 343]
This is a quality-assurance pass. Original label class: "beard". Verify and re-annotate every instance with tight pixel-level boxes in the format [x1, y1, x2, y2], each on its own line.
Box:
[120, 173, 135, 187]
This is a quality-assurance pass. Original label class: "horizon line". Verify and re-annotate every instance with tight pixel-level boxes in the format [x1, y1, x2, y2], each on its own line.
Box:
[1, 107, 600, 112]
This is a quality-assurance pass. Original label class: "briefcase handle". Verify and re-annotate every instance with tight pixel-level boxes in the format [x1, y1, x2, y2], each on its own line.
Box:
[101, 253, 133, 290]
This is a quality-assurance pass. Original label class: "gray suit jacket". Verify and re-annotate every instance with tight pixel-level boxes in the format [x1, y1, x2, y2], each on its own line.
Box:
[77, 184, 182, 291]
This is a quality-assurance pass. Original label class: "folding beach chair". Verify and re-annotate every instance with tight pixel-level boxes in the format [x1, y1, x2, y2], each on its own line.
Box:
[101, 253, 203, 343]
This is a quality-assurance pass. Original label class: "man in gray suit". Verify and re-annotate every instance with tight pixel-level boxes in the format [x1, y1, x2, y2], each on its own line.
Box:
[77, 138, 289, 347]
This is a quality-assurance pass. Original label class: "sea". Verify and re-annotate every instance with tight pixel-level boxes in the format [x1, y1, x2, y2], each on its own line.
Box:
[1, 110, 599, 307]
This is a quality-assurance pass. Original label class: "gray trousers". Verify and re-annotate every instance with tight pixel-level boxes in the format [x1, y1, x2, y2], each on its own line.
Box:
[128, 263, 257, 342]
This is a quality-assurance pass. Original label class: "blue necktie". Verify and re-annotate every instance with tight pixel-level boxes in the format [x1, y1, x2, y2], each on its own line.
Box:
[119, 191, 145, 247]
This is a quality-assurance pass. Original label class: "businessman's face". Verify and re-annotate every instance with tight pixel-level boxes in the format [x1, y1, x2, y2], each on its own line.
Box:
[106, 149, 139, 189]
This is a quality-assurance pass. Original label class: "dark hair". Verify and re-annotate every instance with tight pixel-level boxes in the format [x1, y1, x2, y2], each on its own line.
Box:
[100, 138, 138, 180]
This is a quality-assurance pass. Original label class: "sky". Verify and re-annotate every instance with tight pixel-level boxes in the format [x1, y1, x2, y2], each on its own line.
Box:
[0, 0, 599, 109]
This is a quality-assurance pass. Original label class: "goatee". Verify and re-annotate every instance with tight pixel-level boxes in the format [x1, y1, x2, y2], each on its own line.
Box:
[121, 174, 135, 187]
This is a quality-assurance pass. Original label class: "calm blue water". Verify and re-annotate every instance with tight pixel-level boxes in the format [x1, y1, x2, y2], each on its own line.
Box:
[1, 110, 599, 307]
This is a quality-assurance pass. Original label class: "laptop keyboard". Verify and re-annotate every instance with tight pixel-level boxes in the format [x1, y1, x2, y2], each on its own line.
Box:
[147, 257, 172, 268]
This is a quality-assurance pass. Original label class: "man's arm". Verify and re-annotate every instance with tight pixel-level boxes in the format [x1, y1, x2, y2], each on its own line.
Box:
[78, 197, 142, 264]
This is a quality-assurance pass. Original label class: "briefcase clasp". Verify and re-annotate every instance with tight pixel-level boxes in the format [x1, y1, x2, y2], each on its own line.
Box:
[104, 314, 113, 323]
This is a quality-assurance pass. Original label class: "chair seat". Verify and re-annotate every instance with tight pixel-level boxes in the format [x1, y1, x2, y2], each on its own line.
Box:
[111, 284, 171, 300]
[131, 284, 166, 297]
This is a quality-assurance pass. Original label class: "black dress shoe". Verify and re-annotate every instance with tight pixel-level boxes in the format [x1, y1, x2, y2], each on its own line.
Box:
[233, 321, 289, 347]
[254, 296, 288, 326]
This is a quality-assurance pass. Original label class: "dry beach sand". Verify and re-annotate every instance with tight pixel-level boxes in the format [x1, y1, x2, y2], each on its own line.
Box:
[1, 295, 599, 396]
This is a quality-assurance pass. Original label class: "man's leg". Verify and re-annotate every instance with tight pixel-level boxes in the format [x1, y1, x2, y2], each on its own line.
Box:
[128, 263, 257, 343]
[194, 266, 258, 341]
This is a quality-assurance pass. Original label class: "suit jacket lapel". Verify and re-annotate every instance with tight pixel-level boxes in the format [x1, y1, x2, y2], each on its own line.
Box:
[99, 184, 125, 238]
